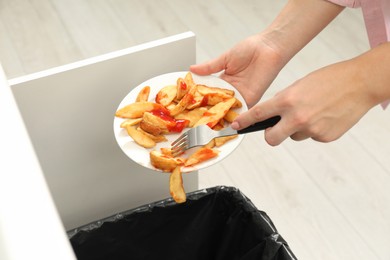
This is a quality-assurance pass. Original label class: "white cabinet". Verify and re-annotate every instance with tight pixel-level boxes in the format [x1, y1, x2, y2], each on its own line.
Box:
[1, 32, 197, 259]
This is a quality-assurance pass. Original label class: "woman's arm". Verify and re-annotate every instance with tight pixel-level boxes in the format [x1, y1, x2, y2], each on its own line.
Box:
[231, 42, 390, 146]
[191, 0, 345, 107]
[261, 0, 345, 65]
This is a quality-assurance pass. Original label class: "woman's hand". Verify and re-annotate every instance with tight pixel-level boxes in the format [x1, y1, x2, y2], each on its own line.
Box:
[190, 34, 285, 108]
[231, 57, 380, 146]
[190, 1, 344, 108]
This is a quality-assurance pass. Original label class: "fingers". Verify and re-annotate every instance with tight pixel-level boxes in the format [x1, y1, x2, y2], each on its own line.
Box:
[232, 99, 277, 130]
[263, 119, 291, 146]
[263, 113, 312, 145]
[190, 54, 226, 75]
[289, 132, 310, 141]
[231, 99, 285, 145]
[230, 98, 310, 146]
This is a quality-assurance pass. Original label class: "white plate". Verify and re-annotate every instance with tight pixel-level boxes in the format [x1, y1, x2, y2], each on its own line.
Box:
[113, 71, 248, 173]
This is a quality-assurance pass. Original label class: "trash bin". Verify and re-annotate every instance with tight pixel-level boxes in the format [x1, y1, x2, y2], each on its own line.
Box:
[68, 186, 296, 260]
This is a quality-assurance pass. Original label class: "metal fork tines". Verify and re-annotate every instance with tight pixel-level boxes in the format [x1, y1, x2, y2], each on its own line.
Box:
[170, 116, 282, 157]
[171, 125, 237, 157]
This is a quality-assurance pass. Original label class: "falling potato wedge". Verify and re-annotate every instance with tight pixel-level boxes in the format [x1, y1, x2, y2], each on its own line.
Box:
[136, 86, 151, 102]
[125, 125, 156, 148]
[169, 167, 186, 203]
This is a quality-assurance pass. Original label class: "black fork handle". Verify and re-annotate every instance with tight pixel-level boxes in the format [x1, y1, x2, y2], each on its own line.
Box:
[237, 116, 281, 134]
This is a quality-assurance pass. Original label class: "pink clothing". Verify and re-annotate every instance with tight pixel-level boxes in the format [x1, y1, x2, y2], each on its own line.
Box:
[327, 0, 390, 108]
[327, 0, 390, 48]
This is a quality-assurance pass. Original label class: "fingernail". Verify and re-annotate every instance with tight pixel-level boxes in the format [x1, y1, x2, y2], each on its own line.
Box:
[231, 121, 240, 130]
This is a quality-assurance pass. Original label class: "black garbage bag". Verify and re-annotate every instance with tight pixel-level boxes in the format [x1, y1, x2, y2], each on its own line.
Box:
[68, 186, 296, 260]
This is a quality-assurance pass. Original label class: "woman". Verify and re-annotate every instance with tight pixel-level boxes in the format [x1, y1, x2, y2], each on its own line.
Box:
[190, 0, 390, 146]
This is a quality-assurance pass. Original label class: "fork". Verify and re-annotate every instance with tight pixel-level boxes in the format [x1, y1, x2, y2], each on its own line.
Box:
[171, 116, 281, 156]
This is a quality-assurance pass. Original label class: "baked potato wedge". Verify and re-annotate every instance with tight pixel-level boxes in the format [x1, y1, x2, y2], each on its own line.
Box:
[136, 86, 150, 102]
[115, 101, 166, 119]
[160, 147, 173, 157]
[231, 98, 242, 108]
[141, 112, 174, 134]
[125, 126, 156, 148]
[184, 71, 195, 88]
[120, 118, 142, 128]
[176, 77, 188, 101]
[204, 139, 216, 149]
[169, 84, 197, 116]
[169, 166, 186, 203]
[174, 107, 208, 127]
[137, 127, 167, 142]
[223, 110, 239, 123]
[196, 84, 235, 97]
[141, 111, 189, 134]
[156, 84, 177, 107]
[139, 120, 163, 136]
[185, 92, 204, 110]
[193, 98, 236, 128]
[150, 150, 184, 172]
[215, 135, 238, 147]
[184, 147, 219, 166]
[176, 72, 195, 101]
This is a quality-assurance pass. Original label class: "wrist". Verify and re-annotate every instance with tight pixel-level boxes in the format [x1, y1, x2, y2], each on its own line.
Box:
[356, 42, 390, 106]
[258, 29, 295, 67]
[259, 0, 344, 66]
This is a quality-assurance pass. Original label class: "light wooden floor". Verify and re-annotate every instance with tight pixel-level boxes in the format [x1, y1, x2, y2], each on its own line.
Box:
[1, 1, 390, 259]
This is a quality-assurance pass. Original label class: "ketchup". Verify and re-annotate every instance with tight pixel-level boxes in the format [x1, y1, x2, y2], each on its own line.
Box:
[197, 148, 218, 160]
[150, 108, 189, 133]
[200, 95, 209, 107]
[168, 119, 188, 133]
[188, 94, 196, 104]
[150, 108, 172, 121]
[203, 111, 215, 117]
[180, 81, 187, 90]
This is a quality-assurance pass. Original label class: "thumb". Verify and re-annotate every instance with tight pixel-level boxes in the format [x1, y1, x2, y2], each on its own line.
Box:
[190, 54, 226, 75]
